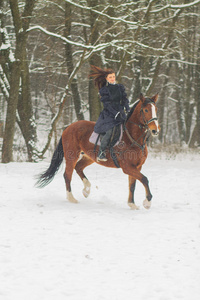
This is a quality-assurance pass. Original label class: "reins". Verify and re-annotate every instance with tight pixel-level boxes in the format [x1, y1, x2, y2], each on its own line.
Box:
[124, 126, 149, 152]
[123, 102, 156, 152]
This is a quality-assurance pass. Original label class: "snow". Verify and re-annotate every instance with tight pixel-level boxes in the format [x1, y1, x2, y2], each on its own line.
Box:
[63, 0, 138, 26]
[28, 26, 121, 52]
[1, 155, 200, 300]
[151, 0, 200, 13]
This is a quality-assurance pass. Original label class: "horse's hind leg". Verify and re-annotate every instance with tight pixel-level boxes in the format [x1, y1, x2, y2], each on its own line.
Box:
[63, 149, 81, 203]
[64, 163, 79, 203]
[75, 155, 94, 198]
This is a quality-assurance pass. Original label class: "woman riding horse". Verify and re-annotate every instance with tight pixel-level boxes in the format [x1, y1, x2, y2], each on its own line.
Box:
[89, 66, 130, 162]
[36, 68, 160, 210]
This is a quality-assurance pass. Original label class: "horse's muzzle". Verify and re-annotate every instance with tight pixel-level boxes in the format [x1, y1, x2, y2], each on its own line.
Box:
[151, 129, 159, 136]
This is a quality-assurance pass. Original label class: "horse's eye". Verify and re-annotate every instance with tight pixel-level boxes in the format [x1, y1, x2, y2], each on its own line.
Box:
[145, 109, 148, 113]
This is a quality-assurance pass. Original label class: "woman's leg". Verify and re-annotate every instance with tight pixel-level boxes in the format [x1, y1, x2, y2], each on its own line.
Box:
[97, 128, 113, 161]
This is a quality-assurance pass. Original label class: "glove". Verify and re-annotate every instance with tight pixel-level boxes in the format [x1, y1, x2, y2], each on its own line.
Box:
[115, 111, 120, 119]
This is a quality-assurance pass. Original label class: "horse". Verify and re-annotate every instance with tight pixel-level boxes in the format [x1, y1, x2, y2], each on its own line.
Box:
[36, 93, 160, 210]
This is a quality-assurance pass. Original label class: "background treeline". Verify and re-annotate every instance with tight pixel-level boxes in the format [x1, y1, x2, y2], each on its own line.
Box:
[0, 0, 200, 162]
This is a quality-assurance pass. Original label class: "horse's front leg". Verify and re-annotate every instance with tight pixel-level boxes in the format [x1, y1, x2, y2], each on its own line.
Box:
[128, 176, 139, 210]
[124, 166, 152, 210]
[141, 175, 152, 209]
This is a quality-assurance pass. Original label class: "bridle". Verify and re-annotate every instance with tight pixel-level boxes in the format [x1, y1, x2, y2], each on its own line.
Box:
[140, 103, 158, 127]
[124, 101, 158, 151]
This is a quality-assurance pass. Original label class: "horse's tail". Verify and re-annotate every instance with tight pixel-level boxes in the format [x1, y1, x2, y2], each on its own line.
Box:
[35, 137, 64, 188]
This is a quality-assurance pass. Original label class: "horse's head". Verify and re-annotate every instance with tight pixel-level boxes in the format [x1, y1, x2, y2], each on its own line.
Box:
[139, 93, 160, 136]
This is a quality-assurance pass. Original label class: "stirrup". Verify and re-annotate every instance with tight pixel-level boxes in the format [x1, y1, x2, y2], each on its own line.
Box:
[97, 151, 107, 162]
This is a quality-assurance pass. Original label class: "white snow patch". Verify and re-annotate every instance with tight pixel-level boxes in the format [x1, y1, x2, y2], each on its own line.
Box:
[0, 157, 200, 300]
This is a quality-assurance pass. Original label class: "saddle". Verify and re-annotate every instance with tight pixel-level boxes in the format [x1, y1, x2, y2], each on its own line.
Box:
[89, 125, 123, 147]
[89, 125, 122, 168]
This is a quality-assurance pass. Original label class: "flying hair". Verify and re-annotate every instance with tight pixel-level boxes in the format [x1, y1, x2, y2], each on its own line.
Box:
[89, 65, 115, 90]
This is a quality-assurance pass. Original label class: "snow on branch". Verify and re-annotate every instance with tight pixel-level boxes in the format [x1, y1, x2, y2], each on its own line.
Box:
[162, 59, 197, 66]
[28, 25, 168, 60]
[27, 25, 92, 49]
[151, 0, 200, 13]
[27, 25, 139, 56]
[43, 1, 65, 12]
[0, 78, 9, 100]
[170, 0, 200, 9]
[1, 27, 15, 63]
[27, 25, 123, 52]
[128, 41, 166, 55]
[168, 97, 178, 103]
[0, 66, 10, 99]
[63, 0, 138, 27]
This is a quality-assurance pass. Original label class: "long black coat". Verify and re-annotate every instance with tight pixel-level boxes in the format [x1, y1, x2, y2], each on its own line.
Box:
[94, 83, 130, 134]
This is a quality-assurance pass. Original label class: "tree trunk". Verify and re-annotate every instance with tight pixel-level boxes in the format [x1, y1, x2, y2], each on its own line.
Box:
[17, 0, 37, 161]
[87, 0, 102, 121]
[2, 60, 21, 162]
[2, 0, 23, 162]
[2, 0, 36, 162]
[193, 38, 200, 146]
[64, 2, 84, 121]
[175, 80, 187, 146]
[146, 9, 182, 95]
[17, 44, 37, 161]
[157, 64, 171, 143]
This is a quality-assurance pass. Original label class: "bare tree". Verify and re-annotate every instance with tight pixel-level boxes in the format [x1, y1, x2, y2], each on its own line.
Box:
[1, 0, 200, 162]
[1, 0, 36, 162]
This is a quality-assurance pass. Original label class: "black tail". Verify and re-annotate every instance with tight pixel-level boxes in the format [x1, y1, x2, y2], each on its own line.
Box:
[35, 137, 64, 188]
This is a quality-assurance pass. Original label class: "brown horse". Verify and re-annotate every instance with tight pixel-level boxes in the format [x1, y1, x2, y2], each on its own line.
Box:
[36, 93, 160, 210]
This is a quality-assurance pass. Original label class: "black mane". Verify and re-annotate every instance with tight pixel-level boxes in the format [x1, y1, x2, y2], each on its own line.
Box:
[126, 98, 154, 121]
[126, 100, 140, 121]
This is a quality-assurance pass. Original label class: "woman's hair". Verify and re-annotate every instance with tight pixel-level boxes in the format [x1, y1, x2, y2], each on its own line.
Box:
[89, 65, 115, 90]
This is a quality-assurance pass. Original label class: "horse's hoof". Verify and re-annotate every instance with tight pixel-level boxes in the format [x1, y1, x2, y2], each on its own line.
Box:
[67, 192, 78, 203]
[128, 203, 140, 210]
[82, 188, 90, 198]
[82, 178, 91, 198]
[143, 199, 151, 209]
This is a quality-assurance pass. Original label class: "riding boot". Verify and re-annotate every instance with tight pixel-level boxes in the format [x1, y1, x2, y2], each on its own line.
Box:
[97, 128, 113, 162]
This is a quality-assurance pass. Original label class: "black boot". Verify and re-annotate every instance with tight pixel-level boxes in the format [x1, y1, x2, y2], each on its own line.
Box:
[97, 128, 113, 162]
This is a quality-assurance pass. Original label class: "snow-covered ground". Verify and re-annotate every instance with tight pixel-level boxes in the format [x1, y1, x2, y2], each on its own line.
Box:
[0, 154, 200, 300]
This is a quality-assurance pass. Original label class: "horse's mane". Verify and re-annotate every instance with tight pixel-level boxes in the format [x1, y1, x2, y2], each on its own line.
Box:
[126, 100, 140, 121]
[126, 97, 154, 121]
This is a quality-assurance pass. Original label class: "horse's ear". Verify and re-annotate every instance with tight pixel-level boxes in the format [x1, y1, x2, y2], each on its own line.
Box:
[151, 93, 159, 103]
[140, 93, 145, 103]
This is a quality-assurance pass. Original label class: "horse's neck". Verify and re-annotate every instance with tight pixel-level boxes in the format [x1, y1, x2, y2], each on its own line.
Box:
[124, 108, 146, 143]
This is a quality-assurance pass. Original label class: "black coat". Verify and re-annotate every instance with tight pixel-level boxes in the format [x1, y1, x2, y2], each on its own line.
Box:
[94, 83, 130, 134]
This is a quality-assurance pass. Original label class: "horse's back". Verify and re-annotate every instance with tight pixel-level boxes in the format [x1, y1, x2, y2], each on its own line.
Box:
[62, 120, 95, 145]
[63, 120, 95, 133]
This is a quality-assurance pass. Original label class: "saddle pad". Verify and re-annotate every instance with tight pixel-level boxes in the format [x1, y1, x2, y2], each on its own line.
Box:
[89, 131, 101, 145]
[89, 125, 123, 147]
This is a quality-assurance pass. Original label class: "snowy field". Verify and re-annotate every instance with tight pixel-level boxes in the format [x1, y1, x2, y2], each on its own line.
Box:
[0, 154, 200, 300]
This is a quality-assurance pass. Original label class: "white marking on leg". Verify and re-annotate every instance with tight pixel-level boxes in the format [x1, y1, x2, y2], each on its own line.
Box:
[82, 178, 91, 198]
[128, 203, 140, 210]
[151, 104, 159, 131]
[67, 191, 78, 203]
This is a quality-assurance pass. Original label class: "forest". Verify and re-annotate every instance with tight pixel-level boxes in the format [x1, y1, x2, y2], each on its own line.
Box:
[0, 0, 200, 162]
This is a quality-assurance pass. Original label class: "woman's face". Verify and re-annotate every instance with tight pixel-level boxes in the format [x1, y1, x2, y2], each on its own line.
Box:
[106, 73, 116, 84]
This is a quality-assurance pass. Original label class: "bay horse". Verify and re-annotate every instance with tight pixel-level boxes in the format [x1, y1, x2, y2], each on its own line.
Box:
[36, 93, 160, 210]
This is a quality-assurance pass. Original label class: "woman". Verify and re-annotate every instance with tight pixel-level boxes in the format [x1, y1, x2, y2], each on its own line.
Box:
[90, 65, 130, 162]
